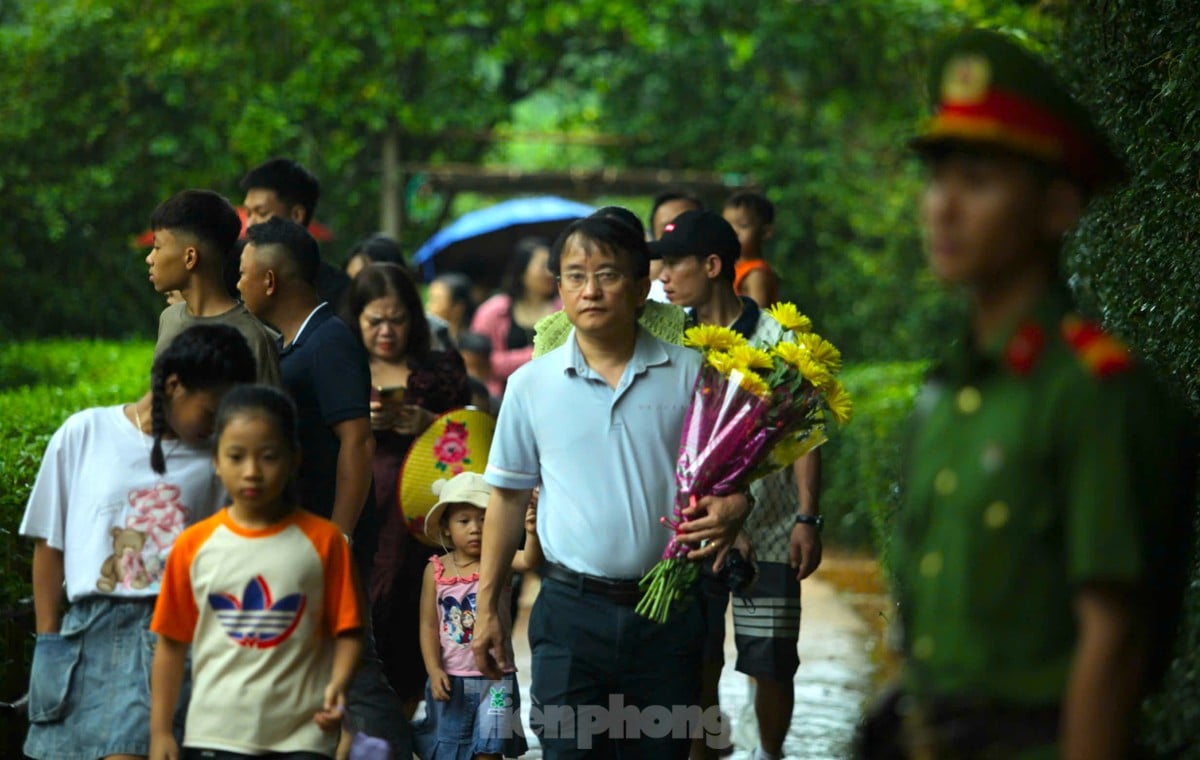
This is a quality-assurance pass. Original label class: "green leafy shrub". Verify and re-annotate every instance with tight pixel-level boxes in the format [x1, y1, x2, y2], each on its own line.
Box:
[0, 340, 145, 391]
[0, 342, 152, 604]
[821, 361, 926, 554]
[0, 341, 151, 734]
[1058, 5, 1200, 756]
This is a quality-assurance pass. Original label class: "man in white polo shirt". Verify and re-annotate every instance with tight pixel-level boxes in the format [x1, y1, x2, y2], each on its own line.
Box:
[474, 211, 752, 759]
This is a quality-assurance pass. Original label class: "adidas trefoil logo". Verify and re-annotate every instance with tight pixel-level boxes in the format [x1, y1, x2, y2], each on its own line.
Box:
[209, 575, 306, 648]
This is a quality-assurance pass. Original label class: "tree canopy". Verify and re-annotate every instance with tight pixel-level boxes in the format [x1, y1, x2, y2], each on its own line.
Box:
[0, 0, 627, 335]
[1, 0, 1034, 358]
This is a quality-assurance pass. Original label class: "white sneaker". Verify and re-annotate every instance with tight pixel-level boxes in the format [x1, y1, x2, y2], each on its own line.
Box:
[732, 679, 758, 751]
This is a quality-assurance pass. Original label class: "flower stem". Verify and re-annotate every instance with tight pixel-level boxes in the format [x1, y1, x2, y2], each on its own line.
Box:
[635, 558, 699, 623]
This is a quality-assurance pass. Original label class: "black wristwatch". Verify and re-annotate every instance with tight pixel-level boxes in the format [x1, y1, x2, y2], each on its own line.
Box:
[794, 514, 824, 531]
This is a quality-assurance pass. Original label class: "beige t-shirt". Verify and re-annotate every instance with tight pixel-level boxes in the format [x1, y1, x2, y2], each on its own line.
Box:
[156, 301, 281, 386]
[152, 509, 361, 756]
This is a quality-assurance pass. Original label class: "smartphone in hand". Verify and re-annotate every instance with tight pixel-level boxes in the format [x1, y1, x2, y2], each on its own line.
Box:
[377, 386, 405, 402]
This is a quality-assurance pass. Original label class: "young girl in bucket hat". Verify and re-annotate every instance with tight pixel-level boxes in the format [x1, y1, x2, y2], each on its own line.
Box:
[415, 472, 541, 759]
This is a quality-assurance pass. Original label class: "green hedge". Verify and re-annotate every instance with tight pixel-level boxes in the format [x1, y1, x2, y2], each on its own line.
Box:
[0, 340, 152, 701]
[0, 341, 151, 743]
[0, 340, 130, 391]
[0, 341, 152, 606]
[1059, 6, 1200, 756]
[821, 361, 925, 554]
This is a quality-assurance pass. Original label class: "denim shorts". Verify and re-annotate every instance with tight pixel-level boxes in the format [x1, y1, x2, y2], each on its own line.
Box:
[24, 596, 160, 760]
[413, 673, 528, 759]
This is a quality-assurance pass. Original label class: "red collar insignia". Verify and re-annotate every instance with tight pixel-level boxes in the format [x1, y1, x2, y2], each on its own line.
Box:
[1004, 322, 1045, 376]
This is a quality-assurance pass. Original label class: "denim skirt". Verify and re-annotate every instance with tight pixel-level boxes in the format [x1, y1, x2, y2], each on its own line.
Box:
[24, 596, 159, 760]
[413, 673, 528, 759]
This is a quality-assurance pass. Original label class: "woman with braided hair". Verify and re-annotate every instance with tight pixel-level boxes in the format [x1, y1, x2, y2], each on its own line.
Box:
[19, 324, 255, 760]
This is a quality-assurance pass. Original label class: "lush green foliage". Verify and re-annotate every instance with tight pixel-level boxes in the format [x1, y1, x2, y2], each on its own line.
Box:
[0, 0, 628, 338]
[0, 341, 150, 750]
[821, 362, 926, 553]
[1, 0, 1034, 362]
[573, 0, 1040, 362]
[0, 342, 153, 608]
[1057, 5, 1200, 755]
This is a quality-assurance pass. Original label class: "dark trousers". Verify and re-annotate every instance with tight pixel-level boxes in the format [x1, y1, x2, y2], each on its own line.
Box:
[347, 589, 414, 759]
[529, 576, 704, 759]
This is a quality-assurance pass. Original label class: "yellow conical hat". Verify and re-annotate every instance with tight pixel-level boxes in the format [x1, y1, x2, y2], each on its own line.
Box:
[398, 408, 496, 546]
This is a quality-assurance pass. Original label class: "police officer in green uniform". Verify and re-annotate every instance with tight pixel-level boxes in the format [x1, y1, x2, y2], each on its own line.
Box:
[857, 30, 1198, 760]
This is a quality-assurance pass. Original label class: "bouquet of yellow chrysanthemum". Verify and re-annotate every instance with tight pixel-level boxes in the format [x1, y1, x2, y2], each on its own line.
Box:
[636, 302, 852, 623]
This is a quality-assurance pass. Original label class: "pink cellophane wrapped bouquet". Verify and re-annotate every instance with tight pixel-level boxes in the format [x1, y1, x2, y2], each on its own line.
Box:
[636, 304, 853, 623]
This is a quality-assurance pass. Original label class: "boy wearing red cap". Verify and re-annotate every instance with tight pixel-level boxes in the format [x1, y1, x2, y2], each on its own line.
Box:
[858, 30, 1197, 760]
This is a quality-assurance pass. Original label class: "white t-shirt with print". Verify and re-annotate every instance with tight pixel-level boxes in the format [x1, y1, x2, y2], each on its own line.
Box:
[19, 405, 226, 602]
[742, 311, 803, 564]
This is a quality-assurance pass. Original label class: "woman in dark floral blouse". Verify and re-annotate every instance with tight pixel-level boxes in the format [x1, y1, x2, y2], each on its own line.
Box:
[342, 262, 471, 717]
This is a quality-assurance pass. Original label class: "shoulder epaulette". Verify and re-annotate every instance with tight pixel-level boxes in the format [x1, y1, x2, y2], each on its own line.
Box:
[1061, 315, 1132, 378]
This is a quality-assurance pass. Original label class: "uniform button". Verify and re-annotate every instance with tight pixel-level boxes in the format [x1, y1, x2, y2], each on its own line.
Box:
[980, 442, 1005, 473]
[913, 635, 935, 660]
[934, 468, 958, 496]
[919, 552, 943, 578]
[956, 386, 982, 415]
[984, 500, 1010, 529]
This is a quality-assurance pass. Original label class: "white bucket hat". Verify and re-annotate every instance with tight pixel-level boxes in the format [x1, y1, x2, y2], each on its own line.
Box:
[423, 472, 492, 542]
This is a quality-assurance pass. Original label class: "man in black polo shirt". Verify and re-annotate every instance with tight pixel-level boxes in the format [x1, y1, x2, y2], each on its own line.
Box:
[239, 217, 410, 756]
[240, 217, 372, 540]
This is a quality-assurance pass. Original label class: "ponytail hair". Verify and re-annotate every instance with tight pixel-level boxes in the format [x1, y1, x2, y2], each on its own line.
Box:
[150, 324, 256, 473]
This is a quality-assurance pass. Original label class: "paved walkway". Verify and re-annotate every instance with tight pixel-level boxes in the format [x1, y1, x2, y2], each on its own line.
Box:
[508, 569, 875, 759]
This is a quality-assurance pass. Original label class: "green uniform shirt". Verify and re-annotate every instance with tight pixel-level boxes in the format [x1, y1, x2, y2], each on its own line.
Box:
[895, 285, 1196, 707]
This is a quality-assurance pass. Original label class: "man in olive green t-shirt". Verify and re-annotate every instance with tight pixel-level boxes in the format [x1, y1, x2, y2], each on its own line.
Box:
[154, 299, 280, 386]
[145, 189, 280, 386]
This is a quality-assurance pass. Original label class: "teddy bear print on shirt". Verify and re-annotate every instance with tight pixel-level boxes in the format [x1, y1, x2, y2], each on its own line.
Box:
[125, 483, 189, 581]
[96, 527, 150, 593]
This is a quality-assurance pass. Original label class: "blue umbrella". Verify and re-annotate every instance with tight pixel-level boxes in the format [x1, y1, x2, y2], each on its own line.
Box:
[411, 196, 595, 286]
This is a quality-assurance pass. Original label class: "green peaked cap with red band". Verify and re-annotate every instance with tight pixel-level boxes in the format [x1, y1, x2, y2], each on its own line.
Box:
[911, 29, 1127, 193]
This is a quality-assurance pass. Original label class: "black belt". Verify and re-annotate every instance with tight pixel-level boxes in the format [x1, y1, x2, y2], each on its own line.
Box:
[541, 562, 644, 606]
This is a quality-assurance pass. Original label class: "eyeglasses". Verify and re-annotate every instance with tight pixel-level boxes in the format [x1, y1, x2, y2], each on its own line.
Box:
[556, 270, 628, 292]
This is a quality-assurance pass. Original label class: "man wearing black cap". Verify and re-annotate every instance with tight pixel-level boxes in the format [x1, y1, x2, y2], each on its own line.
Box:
[655, 210, 823, 760]
[646, 190, 703, 304]
[857, 30, 1197, 759]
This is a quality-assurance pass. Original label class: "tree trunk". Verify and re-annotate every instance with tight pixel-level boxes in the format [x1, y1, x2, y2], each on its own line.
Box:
[380, 128, 402, 239]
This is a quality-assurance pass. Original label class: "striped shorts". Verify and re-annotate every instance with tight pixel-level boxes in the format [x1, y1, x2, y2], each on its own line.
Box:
[702, 561, 801, 680]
